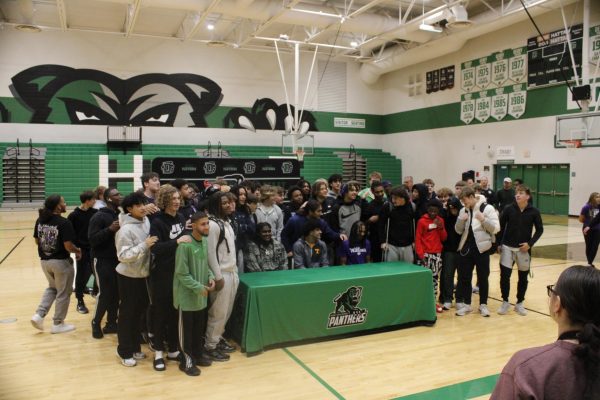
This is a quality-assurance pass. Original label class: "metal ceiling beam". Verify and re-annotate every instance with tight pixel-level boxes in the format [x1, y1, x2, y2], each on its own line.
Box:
[56, 0, 67, 31]
[239, 0, 303, 46]
[124, 0, 142, 37]
[181, 0, 223, 40]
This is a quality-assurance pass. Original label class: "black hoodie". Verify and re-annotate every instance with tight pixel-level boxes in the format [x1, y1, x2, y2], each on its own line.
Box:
[442, 197, 462, 252]
[412, 183, 430, 221]
[378, 201, 415, 247]
[150, 211, 186, 280]
[88, 207, 120, 260]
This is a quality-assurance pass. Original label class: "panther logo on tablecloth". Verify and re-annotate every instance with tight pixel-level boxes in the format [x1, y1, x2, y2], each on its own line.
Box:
[327, 286, 368, 329]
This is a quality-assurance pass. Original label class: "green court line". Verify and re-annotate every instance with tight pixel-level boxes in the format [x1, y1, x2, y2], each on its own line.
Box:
[393, 374, 500, 400]
[282, 348, 345, 400]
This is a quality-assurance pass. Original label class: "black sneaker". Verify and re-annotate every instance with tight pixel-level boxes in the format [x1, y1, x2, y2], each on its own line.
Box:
[205, 348, 230, 362]
[76, 300, 89, 314]
[179, 364, 200, 376]
[103, 322, 118, 334]
[217, 339, 236, 353]
[196, 353, 213, 367]
[91, 321, 103, 339]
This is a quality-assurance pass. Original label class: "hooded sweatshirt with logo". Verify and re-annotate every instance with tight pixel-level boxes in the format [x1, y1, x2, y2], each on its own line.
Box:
[150, 211, 186, 280]
[115, 213, 152, 278]
[415, 213, 447, 259]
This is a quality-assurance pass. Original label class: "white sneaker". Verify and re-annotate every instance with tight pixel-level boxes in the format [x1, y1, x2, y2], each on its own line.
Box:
[515, 303, 528, 316]
[442, 302, 452, 310]
[31, 313, 44, 331]
[117, 352, 137, 367]
[455, 304, 472, 316]
[133, 352, 146, 360]
[479, 304, 490, 317]
[50, 323, 76, 334]
[456, 302, 465, 310]
[498, 301, 511, 315]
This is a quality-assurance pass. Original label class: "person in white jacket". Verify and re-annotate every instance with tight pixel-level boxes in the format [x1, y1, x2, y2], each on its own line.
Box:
[114, 192, 157, 367]
[204, 191, 238, 361]
[454, 186, 500, 317]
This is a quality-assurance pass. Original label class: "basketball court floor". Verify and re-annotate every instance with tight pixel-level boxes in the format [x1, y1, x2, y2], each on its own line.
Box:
[0, 210, 587, 400]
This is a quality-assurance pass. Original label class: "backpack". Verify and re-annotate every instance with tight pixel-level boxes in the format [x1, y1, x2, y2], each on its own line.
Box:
[209, 216, 230, 262]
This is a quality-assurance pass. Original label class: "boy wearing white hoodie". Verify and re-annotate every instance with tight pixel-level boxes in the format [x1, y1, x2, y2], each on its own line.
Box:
[115, 192, 158, 367]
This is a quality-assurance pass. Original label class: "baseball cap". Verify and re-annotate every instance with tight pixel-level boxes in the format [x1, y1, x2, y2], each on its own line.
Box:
[503, 177, 512, 183]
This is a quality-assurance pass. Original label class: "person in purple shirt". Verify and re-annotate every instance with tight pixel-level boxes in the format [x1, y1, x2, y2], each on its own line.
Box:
[579, 192, 600, 266]
[491, 265, 600, 400]
[338, 221, 371, 265]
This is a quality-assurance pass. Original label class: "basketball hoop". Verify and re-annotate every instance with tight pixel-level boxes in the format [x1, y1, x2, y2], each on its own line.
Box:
[295, 148, 305, 162]
[562, 139, 582, 148]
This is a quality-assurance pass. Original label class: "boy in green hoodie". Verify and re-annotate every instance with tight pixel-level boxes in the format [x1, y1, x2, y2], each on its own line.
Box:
[173, 212, 216, 376]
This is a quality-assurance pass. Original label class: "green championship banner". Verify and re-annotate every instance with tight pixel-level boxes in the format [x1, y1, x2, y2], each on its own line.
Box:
[461, 83, 526, 124]
[461, 48, 527, 124]
[591, 25, 600, 65]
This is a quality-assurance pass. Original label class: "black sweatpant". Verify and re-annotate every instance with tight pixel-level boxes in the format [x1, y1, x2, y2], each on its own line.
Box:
[178, 308, 208, 369]
[458, 249, 490, 306]
[500, 265, 529, 303]
[584, 230, 600, 266]
[92, 257, 119, 325]
[150, 274, 179, 352]
[75, 248, 92, 301]
[117, 274, 149, 359]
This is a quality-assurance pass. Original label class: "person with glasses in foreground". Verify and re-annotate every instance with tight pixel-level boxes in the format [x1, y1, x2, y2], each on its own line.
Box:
[491, 265, 600, 399]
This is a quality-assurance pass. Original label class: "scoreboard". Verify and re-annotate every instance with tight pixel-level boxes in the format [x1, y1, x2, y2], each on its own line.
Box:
[527, 24, 583, 88]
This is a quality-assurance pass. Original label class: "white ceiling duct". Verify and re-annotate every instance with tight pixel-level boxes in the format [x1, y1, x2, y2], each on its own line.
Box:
[446, 4, 472, 29]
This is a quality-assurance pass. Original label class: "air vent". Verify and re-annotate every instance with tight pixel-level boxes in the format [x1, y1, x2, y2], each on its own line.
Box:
[15, 24, 41, 33]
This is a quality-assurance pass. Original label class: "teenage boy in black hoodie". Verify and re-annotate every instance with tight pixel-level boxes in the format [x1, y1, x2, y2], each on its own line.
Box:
[497, 185, 543, 316]
[149, 184, 191, 371]
[411, 183, 430, 221]
[361, 181, 386, 262]
[440, 197, 463, 310]
[88, 187, 122, 339]
[68, 190, 97, 314]
[378, 187, 415, 263]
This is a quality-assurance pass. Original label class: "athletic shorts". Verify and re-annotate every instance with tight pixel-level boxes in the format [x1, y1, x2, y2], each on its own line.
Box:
[500, 245, 530, 271]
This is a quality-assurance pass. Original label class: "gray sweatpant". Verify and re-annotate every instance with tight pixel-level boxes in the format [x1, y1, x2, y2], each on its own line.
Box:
[205, 270, 239, 350]
[35, 258, 74, 324]
[384, 244, 414, 263]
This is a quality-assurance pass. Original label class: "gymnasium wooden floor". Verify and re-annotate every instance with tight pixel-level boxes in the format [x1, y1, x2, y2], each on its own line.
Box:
[0, 210, 586, 400]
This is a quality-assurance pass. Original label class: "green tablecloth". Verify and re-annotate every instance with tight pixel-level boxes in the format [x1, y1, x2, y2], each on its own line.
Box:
[230, 262, 436, 354]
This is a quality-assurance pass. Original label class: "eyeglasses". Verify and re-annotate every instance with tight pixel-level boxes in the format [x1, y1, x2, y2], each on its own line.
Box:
[546, 284, 557, 297]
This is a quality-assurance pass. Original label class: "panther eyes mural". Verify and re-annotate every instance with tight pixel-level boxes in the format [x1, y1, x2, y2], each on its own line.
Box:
[9, 65, 223, 127]
[0, 64, 319, 132]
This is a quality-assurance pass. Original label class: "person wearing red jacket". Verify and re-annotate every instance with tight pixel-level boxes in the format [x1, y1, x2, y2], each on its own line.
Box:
[415, 199, 447, 313]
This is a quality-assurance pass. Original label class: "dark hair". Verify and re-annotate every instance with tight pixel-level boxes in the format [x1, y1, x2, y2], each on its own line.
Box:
[39, 194, 62, 223]
[254, 222, 272, 242]
[140, 172, 159, 186]
[170, 179, 188, 191]
[390, 187, 410, 201]
[80, 190, 95, 203]
[554, 265, 600, 400]
[349, 220, 367, 248]
[190, 211, 208, 223]
[302, 199, 321, 216]
[103, 187, 117, 202]
[328, 174, 343, 185]
[121, 192, 147, 213]
[246, 193, 258, 205]
[302, 219, 322, 238]
[371, 181, 384, 192]
[287, 185, 302, 200]
[426, 198, 443, 210]
[208, 191, 235, 219]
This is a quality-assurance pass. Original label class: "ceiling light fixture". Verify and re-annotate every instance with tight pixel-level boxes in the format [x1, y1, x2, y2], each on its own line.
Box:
[291, 7, 342, 19]
[350, 41, 358, 48]
[419, 22, 443, 33]
[207, 23, 215, 30]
